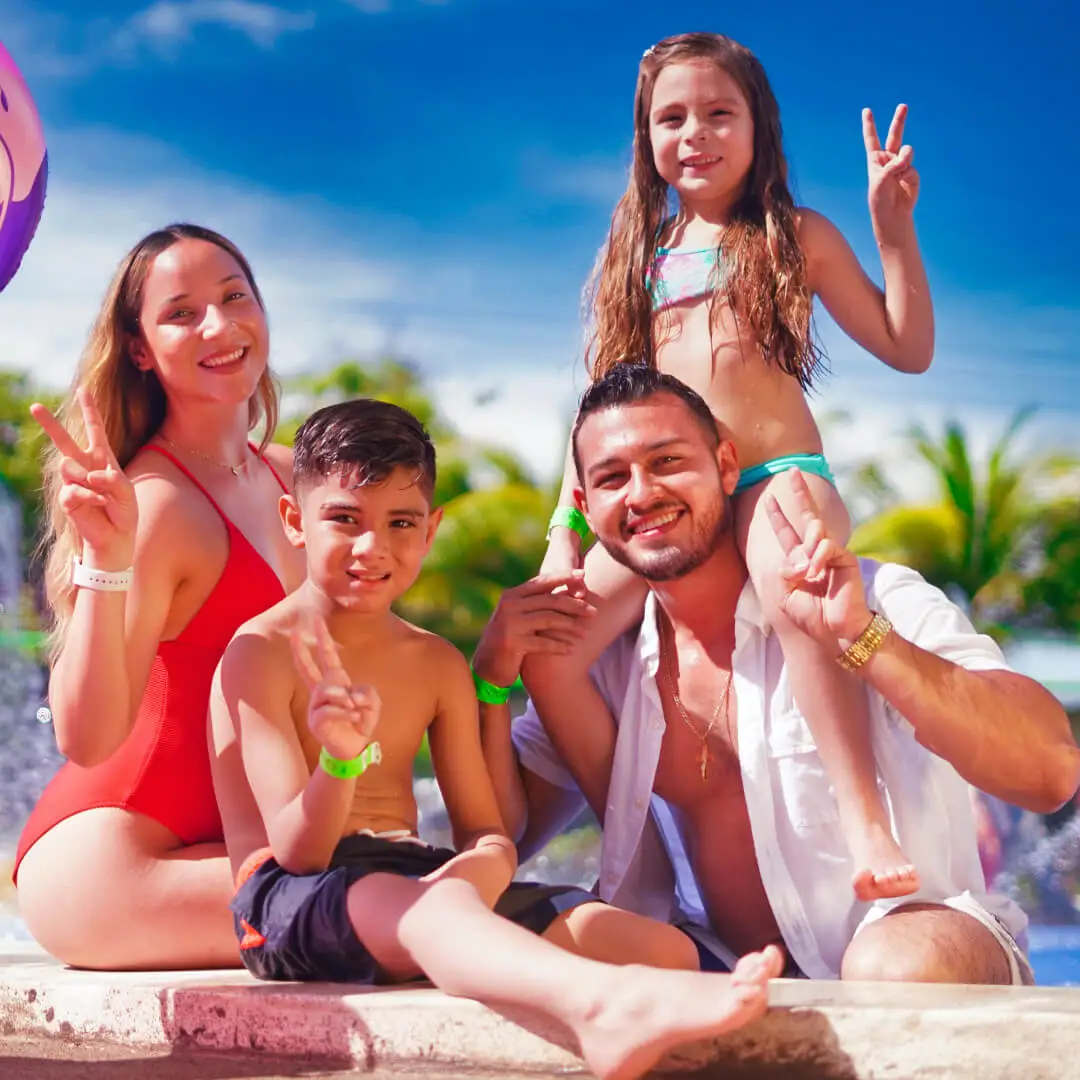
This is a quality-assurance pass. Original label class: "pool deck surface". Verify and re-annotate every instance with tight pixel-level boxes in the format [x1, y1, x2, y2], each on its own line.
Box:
[4, 940, 1080, 1078]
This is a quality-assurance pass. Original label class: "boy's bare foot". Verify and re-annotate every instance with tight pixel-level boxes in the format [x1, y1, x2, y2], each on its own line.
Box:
[573, 944, 784, 1080]
[849, 821, 920, 901]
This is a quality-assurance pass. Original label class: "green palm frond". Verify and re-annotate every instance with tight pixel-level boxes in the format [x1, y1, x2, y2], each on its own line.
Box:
[855, 407, 1080, 633]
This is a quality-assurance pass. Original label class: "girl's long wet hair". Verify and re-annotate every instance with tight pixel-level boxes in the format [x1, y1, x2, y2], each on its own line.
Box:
[40, 223, 279, 657]
[585, 32, 824, 390]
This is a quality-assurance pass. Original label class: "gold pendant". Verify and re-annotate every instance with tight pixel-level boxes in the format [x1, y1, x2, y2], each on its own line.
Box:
[699, 743, 710, 781]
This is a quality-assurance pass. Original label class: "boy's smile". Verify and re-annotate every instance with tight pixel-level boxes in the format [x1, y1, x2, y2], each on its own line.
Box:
[284, 465, 441, 613]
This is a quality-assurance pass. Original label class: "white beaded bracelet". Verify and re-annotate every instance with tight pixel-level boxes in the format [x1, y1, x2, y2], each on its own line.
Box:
[71, 556, 133, 592]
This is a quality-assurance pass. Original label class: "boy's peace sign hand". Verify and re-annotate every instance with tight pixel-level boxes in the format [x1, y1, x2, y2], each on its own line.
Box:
[764, 470, 874, 650]
[292, 615, 381, 763]
[32, 387, 138, 566]
[863, 104, 920, 246]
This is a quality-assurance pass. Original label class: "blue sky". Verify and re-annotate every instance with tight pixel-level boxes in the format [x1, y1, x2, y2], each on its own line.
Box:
[0, 0, 1077, 487]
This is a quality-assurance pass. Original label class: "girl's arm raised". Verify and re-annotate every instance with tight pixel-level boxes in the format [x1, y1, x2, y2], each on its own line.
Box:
[800, 105, 934, 375]
[539, 434, 586, 576]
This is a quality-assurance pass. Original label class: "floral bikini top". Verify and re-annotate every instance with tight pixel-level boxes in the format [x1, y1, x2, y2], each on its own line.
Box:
[647, 242, 726, 312]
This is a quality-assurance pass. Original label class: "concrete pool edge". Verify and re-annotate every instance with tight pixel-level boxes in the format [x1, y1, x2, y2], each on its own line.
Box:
[5, 943, 1080, 1078]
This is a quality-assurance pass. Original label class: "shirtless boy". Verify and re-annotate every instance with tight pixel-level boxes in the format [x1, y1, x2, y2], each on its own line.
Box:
[208, 398, 784, 1080]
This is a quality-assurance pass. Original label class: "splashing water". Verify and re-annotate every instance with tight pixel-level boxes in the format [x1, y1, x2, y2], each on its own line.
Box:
[994, 805, 1080, 925]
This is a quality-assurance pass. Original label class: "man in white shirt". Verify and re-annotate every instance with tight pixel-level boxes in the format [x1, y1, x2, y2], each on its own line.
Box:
[476, 365, 1080, 985]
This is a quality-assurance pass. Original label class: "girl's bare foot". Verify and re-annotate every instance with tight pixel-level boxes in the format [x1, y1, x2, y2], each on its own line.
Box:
[849, 821, 920, 901]
[573, 944, 784, 1080]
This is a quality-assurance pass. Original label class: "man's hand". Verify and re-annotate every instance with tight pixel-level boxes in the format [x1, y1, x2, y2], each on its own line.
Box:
[292, 614, 381, 761]
[764, 469, 874, 651]
[473, 572, 596, 690]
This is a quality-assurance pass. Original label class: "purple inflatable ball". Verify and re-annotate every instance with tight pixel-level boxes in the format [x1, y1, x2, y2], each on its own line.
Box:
[0, 39, 48, 295]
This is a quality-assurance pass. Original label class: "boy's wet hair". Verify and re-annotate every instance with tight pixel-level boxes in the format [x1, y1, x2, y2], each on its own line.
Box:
[571, 364, 719, 481]
[293, 398, 437, 500]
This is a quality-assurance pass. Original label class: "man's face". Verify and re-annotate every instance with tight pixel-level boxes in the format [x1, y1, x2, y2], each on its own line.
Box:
[576, 395, 738, 581]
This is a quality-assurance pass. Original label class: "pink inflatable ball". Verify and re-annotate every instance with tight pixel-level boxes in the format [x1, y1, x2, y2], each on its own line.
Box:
[0, 39, 48, 294]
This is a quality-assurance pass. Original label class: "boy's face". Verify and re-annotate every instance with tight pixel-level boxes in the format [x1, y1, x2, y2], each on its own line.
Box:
[284, 465, 441, 612]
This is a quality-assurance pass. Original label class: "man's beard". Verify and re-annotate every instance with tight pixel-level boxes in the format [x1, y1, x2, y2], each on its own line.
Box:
[602, 491, 731, 582]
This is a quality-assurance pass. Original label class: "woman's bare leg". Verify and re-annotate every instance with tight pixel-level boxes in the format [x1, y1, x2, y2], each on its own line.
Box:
[521, 544, 648, 821]
[737, 473, 918, 901]
[16, 808, 239, 970]
[349, 874, 782, 1080]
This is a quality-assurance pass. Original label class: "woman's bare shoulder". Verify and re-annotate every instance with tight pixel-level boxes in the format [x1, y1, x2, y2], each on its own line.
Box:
[262, 441, 295, 491]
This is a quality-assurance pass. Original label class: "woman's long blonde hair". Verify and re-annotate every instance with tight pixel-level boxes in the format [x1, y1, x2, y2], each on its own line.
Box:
[586, 32, 824, 390]
[40, 223, 279, 656]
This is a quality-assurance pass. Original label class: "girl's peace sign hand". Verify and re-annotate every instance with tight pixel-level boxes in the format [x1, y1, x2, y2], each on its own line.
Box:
[863, 104, 920, 246]
[292, 615, 381, 763]
[32, 387, 138, 566]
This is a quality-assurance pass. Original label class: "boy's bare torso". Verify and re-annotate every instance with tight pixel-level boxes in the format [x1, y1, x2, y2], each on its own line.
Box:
[212, 595, 448, 880]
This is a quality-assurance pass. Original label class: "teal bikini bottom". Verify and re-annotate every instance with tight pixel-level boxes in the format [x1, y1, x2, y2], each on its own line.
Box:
[734, 452, 836, 496]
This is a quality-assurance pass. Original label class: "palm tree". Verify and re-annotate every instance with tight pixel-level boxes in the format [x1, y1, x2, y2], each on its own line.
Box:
[849, 408, 1077, 633]
[1021, 494, 1080, 632]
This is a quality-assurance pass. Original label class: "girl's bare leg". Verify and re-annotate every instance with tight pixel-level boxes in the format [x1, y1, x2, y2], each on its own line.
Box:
[736, 474, 918, 901]
[348, 874, 783, 1080]
[521, 544, 649, 821]
[16, 808, 239, 970]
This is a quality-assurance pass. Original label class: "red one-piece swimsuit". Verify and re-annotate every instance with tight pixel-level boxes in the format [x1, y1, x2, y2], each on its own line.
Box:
[13, 445, 288, 882]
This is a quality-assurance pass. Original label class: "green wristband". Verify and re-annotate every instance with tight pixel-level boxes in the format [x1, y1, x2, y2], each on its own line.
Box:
[547, 505, 592, 544]
[472, 669, 513, 705]
[318, 742, 382, 779]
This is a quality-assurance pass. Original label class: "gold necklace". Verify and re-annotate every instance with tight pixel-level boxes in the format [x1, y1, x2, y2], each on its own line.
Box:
[157, 434, 249, 477]
[659, 609, 733, 781]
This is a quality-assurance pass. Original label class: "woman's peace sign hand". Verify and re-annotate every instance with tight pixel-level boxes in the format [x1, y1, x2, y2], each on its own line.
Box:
[292, 615, 381, 763]
[32, 387, 138, 567]
[864, 104, 920, 246]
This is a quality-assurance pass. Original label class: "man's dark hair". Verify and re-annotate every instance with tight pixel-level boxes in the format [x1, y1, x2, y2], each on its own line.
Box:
[571, 364, 720, 480]
[293, 398, 437, 500]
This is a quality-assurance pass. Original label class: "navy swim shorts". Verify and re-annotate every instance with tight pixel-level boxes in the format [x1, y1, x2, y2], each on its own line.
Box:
[231, 833, 597, 983]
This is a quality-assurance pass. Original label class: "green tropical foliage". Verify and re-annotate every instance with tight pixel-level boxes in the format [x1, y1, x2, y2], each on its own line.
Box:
[0, 371, 60, 554]
[849, 408, 1080, 636]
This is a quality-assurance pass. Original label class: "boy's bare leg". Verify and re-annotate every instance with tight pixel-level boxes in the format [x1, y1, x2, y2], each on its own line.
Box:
[738, 474, 919, 902]
[419, 834, 517, 909]
[543, 901, 702, 970]
[347, 874, 783, 1080]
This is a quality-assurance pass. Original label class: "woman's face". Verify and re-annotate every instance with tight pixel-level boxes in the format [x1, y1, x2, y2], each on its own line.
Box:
[131, 237, 269, 408]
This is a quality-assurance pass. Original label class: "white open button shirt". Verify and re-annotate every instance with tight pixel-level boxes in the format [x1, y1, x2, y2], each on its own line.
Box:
[512, 559, 1028, 978]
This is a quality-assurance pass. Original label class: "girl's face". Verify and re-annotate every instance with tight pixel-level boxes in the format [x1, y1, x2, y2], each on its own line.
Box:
[131, 238, 269, 408]
[647, 60, 755, 214]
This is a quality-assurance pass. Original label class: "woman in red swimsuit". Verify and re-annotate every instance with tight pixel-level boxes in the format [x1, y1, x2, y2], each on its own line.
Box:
[15, 224, 305, 969]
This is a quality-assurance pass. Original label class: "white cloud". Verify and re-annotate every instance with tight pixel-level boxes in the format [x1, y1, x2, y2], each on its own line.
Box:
[0, 123, 581, 479]
[122, 0, 316, 53]
[342, 0, 452, 11]
[1, 120, 1077, 493]
[343, 0, 393, 12]
[522, 149, 628, 207]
